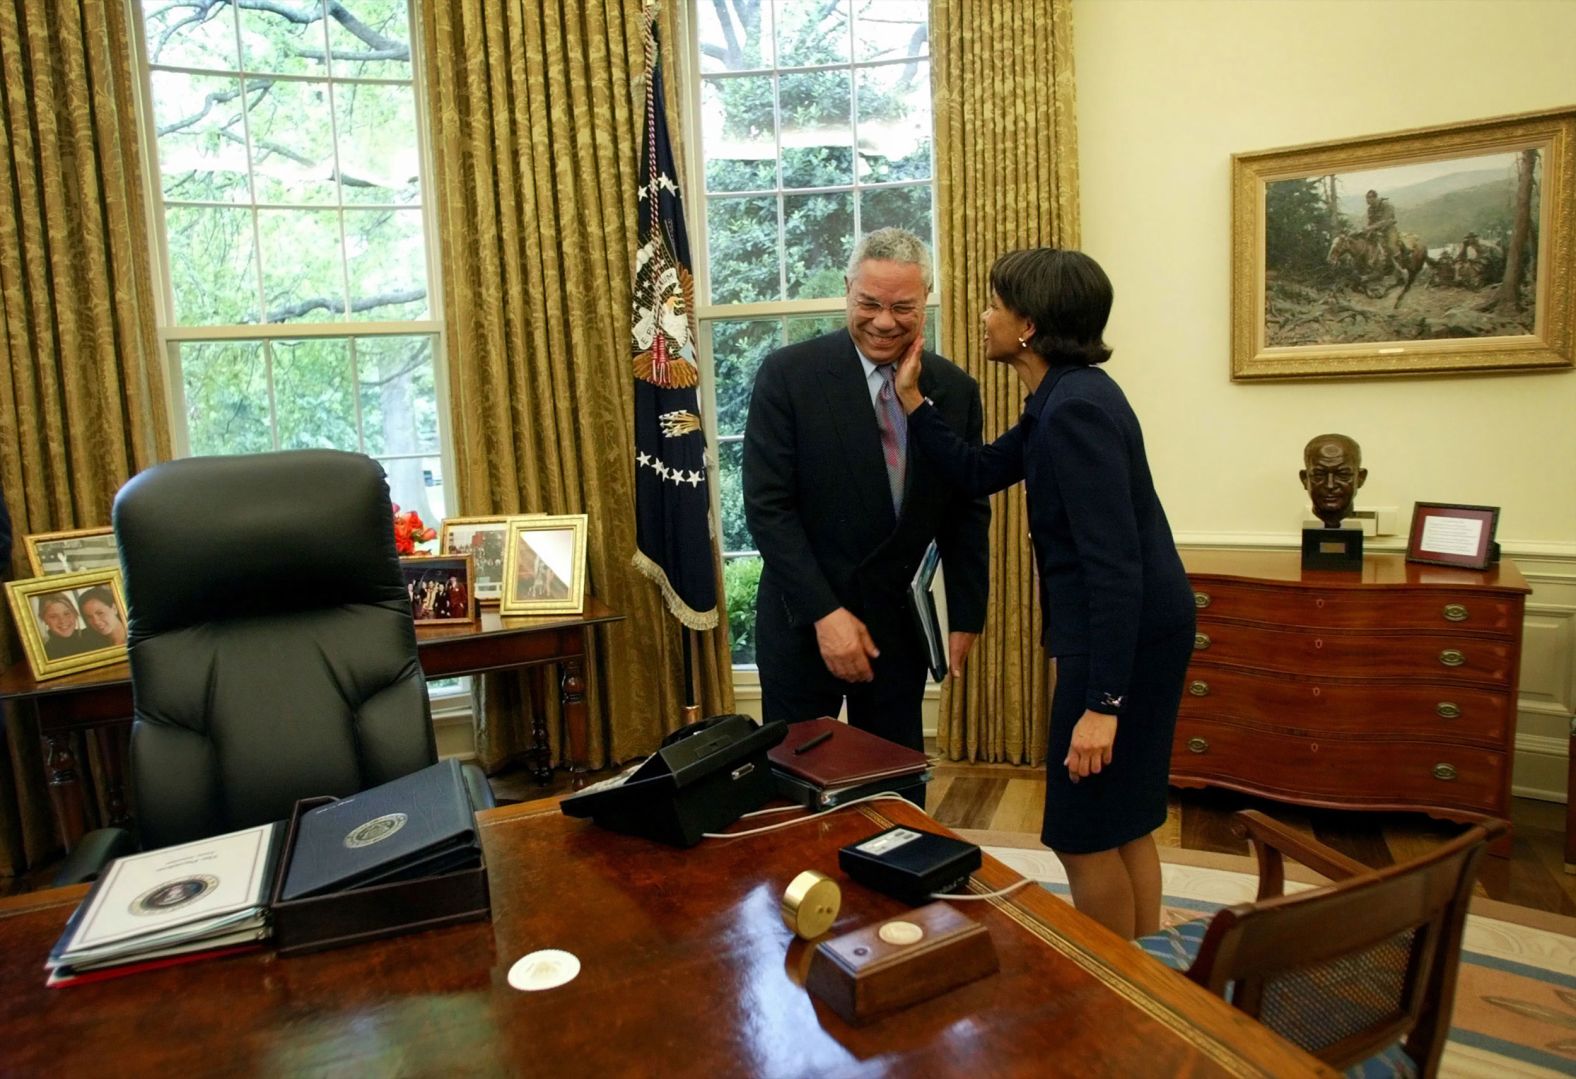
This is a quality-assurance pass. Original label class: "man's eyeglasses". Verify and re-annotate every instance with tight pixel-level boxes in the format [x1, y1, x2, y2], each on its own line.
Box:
[851, 298, 922, 320]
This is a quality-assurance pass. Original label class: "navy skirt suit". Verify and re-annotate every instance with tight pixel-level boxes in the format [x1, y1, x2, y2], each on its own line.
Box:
[907, 361, 1195, 853]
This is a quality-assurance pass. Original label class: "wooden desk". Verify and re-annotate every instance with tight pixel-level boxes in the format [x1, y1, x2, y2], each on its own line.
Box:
[0, 599, 622, 850]
[0, 797, 1329, 1076]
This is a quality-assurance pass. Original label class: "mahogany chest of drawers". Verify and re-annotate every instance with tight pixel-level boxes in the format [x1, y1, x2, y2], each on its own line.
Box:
[1173, 549, 1528, 852]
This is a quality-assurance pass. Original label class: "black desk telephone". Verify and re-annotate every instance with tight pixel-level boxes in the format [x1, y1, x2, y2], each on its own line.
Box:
[561, 714, 787, 846]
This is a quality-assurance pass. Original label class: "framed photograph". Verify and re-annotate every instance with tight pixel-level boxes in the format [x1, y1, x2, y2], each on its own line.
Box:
[400, 554, 477, 625]
[1406, 502, 1500, 570]
[501, 514, 588, 616]
[1233, 106, 1574, 380]
[438, 515, 520, 605]
[4, 569, 130, 680]
[23, 527, 118, 577]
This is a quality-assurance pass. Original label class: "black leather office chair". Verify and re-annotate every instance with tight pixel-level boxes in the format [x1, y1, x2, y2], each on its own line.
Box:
[58, 450, 492, 883]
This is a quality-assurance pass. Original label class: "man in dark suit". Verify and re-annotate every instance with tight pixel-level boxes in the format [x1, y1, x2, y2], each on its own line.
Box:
[742, 228, 990, 751]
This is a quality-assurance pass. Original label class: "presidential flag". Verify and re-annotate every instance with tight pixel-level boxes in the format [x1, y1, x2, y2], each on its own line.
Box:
[630, 7, 718, 631]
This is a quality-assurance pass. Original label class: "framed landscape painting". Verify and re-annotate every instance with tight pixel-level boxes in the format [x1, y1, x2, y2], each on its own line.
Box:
[1232, 107, 1574, 379]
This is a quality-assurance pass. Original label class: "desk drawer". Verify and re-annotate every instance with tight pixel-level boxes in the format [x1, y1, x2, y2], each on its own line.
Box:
[1179, 666, 1509, 744]
[1171, 717, 1505, 814]
[1191, 624, 1516, 685]
[1189, 579, 1518, 635]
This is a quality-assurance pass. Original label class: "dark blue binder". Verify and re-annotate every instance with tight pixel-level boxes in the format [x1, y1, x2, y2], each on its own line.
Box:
[280, 758, 479, 902]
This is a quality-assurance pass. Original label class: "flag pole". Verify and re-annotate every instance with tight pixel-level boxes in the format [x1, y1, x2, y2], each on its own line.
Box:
[681, 628, 698, 724]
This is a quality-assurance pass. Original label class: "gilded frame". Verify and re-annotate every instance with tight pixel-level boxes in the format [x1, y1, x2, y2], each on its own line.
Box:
[5, 569, 130, 680]
[501, 515, 588, 616]
[23, 526, 117, 577]
[438, 514, 522, 605]
[1233, 106, 1575, 380]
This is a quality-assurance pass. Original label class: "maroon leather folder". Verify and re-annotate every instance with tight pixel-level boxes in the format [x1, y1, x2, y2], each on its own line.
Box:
[768, 718, 930, 789]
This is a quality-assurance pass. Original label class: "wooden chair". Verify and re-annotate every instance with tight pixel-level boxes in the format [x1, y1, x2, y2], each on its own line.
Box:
[1137, 810, 1505, 1078]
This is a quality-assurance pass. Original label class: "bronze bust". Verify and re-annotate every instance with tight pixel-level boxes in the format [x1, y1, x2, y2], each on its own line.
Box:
[1300, 434, 1367, 529]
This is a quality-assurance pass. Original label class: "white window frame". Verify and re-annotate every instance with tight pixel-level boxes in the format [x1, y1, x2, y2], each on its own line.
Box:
[681, 3, 940, 678]
[125, 0, 465, 702]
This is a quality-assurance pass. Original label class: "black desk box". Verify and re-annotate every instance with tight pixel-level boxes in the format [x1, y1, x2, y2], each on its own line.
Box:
[561, 715, 788, 846]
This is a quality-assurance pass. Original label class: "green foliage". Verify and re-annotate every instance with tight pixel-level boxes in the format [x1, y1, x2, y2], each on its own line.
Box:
[722, 555, 763, 665]
[1264, 178, 1338, 278]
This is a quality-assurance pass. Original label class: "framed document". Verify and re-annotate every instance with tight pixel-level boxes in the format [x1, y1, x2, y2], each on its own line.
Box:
[1405, 502, 1500, 569]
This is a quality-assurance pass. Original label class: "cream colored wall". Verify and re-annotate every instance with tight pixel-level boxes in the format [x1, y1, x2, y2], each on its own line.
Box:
[1073, 0, 1576, 799]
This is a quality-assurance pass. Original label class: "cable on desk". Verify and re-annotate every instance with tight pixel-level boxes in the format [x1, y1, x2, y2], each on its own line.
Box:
[702, 792, 917, 839]
[929, 878, 1035, 901]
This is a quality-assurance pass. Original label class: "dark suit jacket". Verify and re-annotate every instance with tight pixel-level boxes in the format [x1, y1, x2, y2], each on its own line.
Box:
[907, 362, 1194, 710]
[743, 330, 989, 657]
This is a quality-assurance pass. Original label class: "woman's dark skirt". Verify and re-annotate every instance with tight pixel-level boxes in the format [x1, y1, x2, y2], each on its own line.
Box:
[1040, 626, 1195, 854]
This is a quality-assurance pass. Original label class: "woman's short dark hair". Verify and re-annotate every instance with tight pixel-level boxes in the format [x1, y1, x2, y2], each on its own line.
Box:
[79, 586, 118, 615]
[989, 248, 1113, 366]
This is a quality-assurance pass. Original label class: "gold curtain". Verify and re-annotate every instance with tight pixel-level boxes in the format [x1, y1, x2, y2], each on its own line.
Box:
[419, 0, 733, 771]
[931, 0, 1080, 764]
[0, 0, 169, 876]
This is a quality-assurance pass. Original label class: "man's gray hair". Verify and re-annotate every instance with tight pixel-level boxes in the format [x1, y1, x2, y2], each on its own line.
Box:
[847, 227, 934, 291]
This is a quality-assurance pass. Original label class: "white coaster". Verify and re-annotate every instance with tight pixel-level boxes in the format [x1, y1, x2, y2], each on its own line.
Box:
[508, 949, 581, 991]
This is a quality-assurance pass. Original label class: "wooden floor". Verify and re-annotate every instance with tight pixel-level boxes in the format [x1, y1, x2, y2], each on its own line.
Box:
[494, 750, 1576, 918]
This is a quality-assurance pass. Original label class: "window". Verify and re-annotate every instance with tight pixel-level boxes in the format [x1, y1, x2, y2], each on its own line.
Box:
[131, 0, 449, 523]
[690, 1, 936, 666]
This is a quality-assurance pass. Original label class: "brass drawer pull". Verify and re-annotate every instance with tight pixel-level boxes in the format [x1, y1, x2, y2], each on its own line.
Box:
[1439, 649, 1466, 668]
[1443, 603, 1469, 622]
[1436, 702, 1461, 719]
[1433, 763, 1457, 782]
[1186, 737, 1209, 754]
[1193, 591, 1211, 609]
[1193, 633, 1211, 651]
[1188, 680, 1210, 697]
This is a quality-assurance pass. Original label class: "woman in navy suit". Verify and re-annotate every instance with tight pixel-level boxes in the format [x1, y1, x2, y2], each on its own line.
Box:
[895, 248, 1195, 939]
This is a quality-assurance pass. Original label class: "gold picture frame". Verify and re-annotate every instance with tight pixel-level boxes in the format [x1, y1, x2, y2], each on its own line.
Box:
[501, 514, 588, 616]
[1233, 106, 1574, 380]
[5, 569, 130, 680]
[400, 553, 477, 625]
[438, 515, 518, 605]
[23, 526, 118, 577]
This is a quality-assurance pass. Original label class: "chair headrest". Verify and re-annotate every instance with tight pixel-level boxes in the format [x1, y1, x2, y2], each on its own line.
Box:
[113, 450, 408, 634]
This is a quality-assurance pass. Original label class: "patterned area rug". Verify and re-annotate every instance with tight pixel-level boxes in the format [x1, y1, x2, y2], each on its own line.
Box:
[961, 832, 1576, 1078]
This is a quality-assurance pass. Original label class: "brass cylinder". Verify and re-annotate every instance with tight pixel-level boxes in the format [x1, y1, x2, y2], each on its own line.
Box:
[781, 870, 841, 940]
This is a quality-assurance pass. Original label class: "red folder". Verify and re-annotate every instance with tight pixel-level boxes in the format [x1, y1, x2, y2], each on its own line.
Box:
[768, 718, 929, 789]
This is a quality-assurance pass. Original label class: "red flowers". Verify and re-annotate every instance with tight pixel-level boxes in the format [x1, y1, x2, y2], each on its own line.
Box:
[392, 505, 437, 556]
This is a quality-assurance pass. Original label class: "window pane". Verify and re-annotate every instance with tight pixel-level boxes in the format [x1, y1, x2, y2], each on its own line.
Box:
[857, 61, 931, 182]
[707, 195, 780, 304]
[165, 205, 260, 324]
[780, 71, 852, 189]
[335, 83, 421, 204]
[776, 0, 849, 67]
[258, 208, 344, 321]
[723, 555, 763, 666]
[860, 184, 931, 241]
[697, 0, 774, 72]
[344, 209, 429, 319]
[702, 78, 776, 193]
[180, 341, 271, 455]
[357, 335, 439, 455]
[151, 73, 251, 203]
[239, 1, 330, 76]
[852, 0, 928, 62]
[783, 191, 852, 299]
[271, 338, 356, 450]
[142, 0, 237, 69]
[710, 319, 780, 435]
[380, 455, 445, 526]
[716, 438, 752, 553]
[785, 314, 846, 344]
[326, 0, 413, 80]
[246, 79, 338, 205]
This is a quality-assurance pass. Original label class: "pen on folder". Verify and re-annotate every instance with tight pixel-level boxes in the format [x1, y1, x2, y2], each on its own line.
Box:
[794, 731, 833, 755]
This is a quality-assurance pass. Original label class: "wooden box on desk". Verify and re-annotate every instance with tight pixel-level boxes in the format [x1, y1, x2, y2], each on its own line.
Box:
[805, 902, 998, 1024]
[269, 796, 491, 957]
